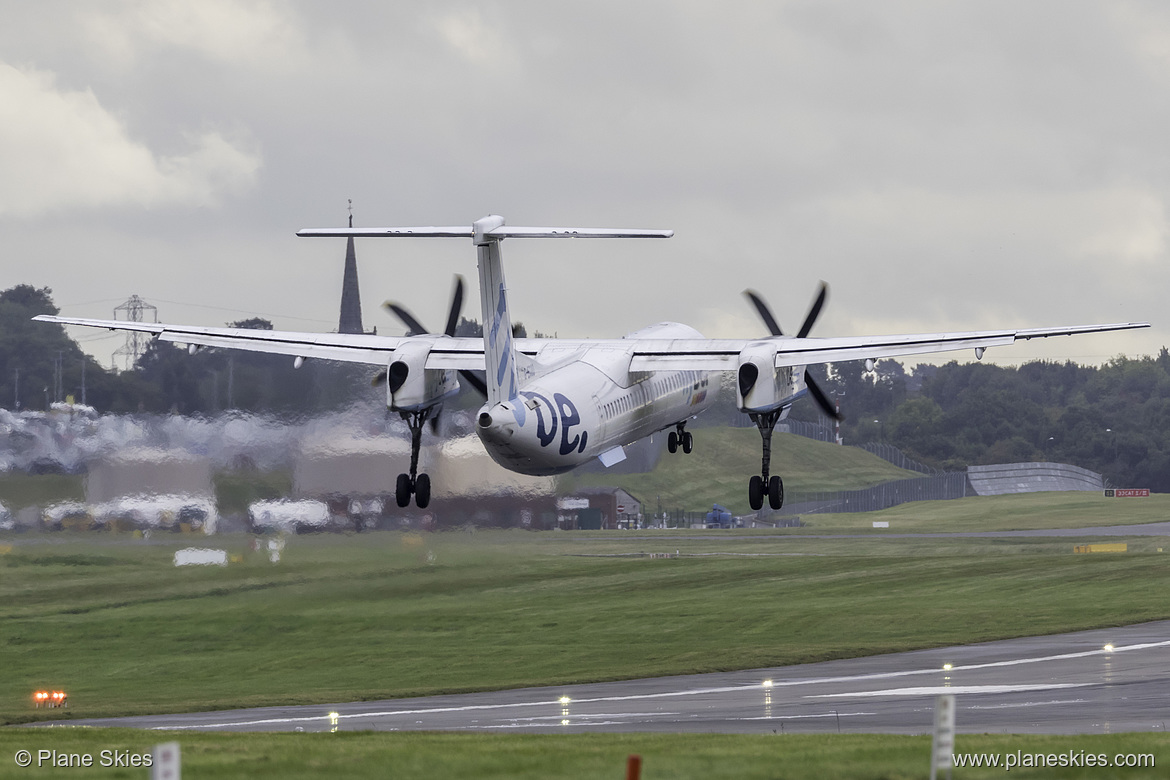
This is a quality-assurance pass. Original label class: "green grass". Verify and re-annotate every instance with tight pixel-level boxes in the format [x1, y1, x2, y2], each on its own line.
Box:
[798, 491, 1170, 532]
[0, 729, 1165, 779]
[560, 429, 919, 513]
[4, 517, 1170, 725]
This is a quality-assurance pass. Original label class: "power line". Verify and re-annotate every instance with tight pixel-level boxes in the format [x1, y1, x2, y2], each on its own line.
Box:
[112, 295, 157, 372]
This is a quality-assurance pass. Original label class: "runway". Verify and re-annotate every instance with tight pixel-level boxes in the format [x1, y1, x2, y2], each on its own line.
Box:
[608, 521, 1170, 541]
[38, 620, 1170, 735]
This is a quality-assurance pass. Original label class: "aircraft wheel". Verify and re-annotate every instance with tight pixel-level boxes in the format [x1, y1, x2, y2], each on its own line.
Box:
[768, 475, 784, 510]
[395, 473, 413, 508]
[682, 431, 694, 454]
[748, 475, 764, 511]
[414, 473, 431, 509]
[668, 431, 678, 453]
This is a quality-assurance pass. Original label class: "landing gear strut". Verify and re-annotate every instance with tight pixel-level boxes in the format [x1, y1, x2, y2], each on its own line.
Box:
[667, 423, 694, 454]
[748, 410, 784, 511]
[395, 409, 433, 509]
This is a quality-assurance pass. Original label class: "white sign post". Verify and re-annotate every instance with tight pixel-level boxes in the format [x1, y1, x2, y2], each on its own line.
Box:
[151, 741, 180, 780]
[930, 694, 955, 780]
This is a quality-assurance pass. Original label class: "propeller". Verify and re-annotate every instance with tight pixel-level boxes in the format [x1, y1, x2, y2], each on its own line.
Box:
[380, 276, 488, 397]
[742, 281, 843, 422]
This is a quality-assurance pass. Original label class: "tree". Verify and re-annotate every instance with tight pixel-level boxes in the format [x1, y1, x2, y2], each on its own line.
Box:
[0, 285, 98, 410]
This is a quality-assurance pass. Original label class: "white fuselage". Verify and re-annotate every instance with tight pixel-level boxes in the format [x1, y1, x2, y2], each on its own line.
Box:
[475, 323, 717, 475]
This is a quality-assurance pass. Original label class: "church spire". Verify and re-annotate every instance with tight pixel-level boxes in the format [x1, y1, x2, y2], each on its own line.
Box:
[338, 200, 364, 334]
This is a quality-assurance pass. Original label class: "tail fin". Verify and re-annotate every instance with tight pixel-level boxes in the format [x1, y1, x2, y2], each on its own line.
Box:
[475, 216, 520, 406]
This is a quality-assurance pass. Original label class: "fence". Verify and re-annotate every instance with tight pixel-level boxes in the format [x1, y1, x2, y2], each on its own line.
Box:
[730, 413, 942, 473]
[854, 442, 942, 474]
[730, 414, 839, 443]
[656, 509, 805, 528]
[777, 471, 971, 516]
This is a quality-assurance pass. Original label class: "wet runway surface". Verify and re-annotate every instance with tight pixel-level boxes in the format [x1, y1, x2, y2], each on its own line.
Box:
[38, 621, 1170, 735]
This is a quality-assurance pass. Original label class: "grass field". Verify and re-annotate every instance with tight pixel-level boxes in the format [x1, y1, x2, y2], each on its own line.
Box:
[797, 490, 1170, 532]
[3, 493, 1169, 726]
[560, 428, 920, 513]
[0, 729, 1165, 779]
[2, 492, 1168, 777]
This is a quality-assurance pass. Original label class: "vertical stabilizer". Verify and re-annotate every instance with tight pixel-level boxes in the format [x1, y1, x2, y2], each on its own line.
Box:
[475, 215, 519, 406]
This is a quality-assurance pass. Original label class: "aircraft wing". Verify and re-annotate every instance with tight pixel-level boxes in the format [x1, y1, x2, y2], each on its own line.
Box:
[625, 322, 1151, 371]
[34, 316, 1148, 372]
[32, 315, 475, 367]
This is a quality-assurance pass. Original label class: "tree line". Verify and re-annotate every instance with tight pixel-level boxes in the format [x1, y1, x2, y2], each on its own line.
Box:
[799, 354, 1170, 492]
[0, 285, 372, 416]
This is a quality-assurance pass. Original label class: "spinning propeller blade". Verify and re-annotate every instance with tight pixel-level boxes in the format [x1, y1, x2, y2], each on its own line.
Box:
[743, 290, 783, 337]
[804, 371, 844, 421]
[796, 282, 828, 339]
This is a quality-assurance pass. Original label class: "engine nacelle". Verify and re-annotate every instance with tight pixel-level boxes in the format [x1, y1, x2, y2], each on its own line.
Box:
[736, 343, 797, 413]
[385, 340, 459, 412]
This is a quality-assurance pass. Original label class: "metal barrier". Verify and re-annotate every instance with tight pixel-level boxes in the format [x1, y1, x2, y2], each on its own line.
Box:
[777, 472, 970, 515]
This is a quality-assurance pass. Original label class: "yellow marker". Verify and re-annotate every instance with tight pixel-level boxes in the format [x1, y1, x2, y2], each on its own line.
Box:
[1074, 543, 1127, 554]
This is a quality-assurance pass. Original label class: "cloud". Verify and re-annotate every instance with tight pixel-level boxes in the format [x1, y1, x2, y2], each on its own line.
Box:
[80, 0, 307, 71]
[0, 62, 260, 217]
[432, 7, 516, 69]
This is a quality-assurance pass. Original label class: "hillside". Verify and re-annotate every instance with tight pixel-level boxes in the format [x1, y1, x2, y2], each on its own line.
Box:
[559, 427, 920, 515]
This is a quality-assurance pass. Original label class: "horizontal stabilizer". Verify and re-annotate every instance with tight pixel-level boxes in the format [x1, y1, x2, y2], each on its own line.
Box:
[298, 225, 672, 240]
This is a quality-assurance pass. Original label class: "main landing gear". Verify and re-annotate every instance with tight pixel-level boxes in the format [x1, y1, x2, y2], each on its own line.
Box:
[395, 409, 432, 509]
[748, 410, 784, 511]
[667, 422, 693, 454]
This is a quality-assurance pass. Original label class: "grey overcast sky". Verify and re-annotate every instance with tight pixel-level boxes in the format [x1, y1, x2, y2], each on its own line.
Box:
[1, 1, 1166, 369]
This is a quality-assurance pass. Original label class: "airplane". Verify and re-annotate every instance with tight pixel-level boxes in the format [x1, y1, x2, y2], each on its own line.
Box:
[35, 214, 1149, 512]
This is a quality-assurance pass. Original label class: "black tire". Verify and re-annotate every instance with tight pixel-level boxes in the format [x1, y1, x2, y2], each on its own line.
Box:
[395, 473, 412, 508]
[668, 431, 678, 453]
[768, 475, 784, 510]
[414, 473, 431, 509]
[748, 475, 764, 511]
[682, 431, 693, 454]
